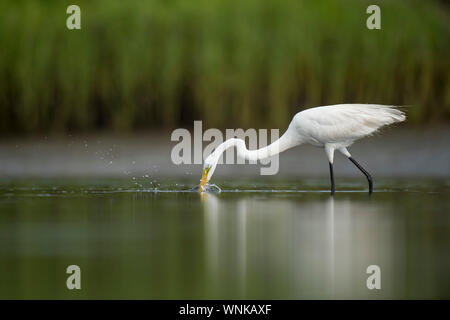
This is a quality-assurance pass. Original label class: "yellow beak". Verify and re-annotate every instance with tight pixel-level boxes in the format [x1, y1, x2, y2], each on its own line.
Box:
[198, 166, 210, 192]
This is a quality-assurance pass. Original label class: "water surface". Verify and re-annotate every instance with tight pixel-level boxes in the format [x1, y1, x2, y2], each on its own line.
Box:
[0, 178, 449, 299]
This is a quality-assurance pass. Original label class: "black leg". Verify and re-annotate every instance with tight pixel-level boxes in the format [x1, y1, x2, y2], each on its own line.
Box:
[329, 162, 335, 195]
[349, 157, 373, 195]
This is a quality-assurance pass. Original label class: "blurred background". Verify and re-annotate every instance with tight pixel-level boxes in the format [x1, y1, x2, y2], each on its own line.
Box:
[0, 0, 449, 135]
[1, 0, 450, 300]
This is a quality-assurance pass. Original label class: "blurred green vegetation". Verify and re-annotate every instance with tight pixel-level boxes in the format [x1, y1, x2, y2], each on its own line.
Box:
[0, 0, 449, 134]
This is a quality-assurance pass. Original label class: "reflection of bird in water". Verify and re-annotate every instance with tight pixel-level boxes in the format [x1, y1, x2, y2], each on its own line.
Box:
[201, 193, 248, 297]
[199, 104, 405, 194]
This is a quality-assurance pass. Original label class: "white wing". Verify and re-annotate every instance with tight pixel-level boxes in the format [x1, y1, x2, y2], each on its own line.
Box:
[292, 104, 405, 144]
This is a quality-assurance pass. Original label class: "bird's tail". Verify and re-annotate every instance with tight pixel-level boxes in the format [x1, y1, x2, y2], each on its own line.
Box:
[385, 106, 406, 123]
[367, 104, 406, 125]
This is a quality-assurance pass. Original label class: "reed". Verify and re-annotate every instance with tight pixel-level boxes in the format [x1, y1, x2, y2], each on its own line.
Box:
[0, 0, 448, 134]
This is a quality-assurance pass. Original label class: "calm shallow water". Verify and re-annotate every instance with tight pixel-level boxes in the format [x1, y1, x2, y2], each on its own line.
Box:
[0, 178, 449, 299]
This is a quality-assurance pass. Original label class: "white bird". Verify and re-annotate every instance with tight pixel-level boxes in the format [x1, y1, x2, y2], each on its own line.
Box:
[198, 104, 405, 194]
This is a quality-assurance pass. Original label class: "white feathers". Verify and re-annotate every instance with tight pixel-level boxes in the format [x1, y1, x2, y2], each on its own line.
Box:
[202, 103, 405, 184]
[292, 104, 405, 146]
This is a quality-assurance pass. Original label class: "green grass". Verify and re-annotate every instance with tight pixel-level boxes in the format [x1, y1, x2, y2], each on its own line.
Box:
[0, 0, 449, 134]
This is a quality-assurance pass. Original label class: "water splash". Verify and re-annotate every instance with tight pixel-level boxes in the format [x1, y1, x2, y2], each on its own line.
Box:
[190, 183, 222, 194]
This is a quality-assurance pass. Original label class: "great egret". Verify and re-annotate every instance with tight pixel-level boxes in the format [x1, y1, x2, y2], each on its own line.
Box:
[199, 104, 405, 194]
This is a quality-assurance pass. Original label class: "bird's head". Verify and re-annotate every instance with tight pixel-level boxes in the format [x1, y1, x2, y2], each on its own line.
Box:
[198, 155, 218, 192]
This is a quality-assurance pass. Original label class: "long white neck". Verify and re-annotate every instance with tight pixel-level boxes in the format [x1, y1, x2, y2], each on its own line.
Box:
[210, 129, 299, 162]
